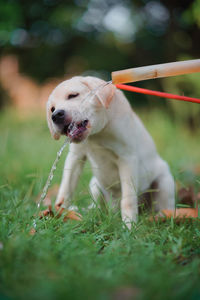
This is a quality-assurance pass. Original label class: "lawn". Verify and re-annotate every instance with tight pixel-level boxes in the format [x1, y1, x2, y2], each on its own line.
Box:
[0, 107, 200, 300]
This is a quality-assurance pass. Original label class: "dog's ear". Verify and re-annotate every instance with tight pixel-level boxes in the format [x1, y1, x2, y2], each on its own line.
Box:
[96, 83, 116, 109]
[82, 76, 116, 109]
[46, 102, 60, 140]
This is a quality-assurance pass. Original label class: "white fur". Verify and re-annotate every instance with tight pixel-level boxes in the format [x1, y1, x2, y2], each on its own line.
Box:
[47, 76, 175, 229]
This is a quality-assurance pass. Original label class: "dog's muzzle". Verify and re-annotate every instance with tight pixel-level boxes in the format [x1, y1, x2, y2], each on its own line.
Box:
[52, 109, 89, 142]
[52, 109, 65, 124]
[52, 109, 72, 134]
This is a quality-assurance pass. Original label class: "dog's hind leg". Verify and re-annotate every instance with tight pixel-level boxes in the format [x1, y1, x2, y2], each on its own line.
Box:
[154, 161, 175, 211]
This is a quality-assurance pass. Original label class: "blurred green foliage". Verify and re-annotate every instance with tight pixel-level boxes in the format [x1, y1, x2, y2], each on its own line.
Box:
[0, 0, 200, 125]
[1, 109, 200, 300]
[0, 0, 199, 80]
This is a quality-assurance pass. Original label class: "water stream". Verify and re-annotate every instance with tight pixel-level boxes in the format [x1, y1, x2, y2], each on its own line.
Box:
[33, 137, 69, 228]
[37, 137, 70, 210]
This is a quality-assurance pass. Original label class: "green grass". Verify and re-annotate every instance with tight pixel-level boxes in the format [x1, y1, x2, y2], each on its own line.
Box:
[0, 108, 200, 300]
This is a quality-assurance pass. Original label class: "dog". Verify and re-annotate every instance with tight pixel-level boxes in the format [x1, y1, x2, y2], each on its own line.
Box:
[47, 76, 175, 228]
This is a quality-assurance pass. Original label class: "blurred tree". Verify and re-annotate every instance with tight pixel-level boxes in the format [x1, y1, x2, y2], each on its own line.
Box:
[0, 0, 199, 121]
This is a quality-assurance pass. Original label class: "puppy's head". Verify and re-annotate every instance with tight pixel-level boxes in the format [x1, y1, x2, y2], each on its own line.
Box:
[47, 76, 116, 143]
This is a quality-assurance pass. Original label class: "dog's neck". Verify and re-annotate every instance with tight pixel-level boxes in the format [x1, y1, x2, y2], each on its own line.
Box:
[87, 92, 136, 156]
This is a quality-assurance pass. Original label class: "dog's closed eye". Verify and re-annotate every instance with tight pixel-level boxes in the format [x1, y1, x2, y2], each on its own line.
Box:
[67, 93, 79, 100]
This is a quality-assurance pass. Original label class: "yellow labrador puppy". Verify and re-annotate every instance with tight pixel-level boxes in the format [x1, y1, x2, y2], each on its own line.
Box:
[47, 76, 175, 228]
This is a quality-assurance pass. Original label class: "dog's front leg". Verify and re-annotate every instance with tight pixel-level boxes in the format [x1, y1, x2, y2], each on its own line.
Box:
[118, 158, 138, 229]
[55, 143, 86, 209]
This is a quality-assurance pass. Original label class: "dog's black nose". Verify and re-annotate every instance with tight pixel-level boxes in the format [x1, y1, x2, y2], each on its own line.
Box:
[52, 109, 65, 124]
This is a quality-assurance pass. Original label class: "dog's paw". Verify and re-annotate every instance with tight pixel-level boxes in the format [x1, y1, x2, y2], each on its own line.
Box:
[55, 202, 82, 221]
[39, 205, 54, 218]
[68, 205, 79, 211]
[63, 210, 82, 222]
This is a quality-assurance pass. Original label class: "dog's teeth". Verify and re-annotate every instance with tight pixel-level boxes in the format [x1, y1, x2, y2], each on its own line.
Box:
[68, 123, 74, 132]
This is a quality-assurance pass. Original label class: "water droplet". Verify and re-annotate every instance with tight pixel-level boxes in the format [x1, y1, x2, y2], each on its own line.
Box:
[33, 219, 37, 228]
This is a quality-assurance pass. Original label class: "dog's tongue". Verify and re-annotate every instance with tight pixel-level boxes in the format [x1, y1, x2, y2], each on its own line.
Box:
[68, 123, 79, 137]
[67, 121, 88, 140]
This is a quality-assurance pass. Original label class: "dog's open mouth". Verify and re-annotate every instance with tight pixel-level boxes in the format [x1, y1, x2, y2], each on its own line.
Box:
[63, 120, 89, 142]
